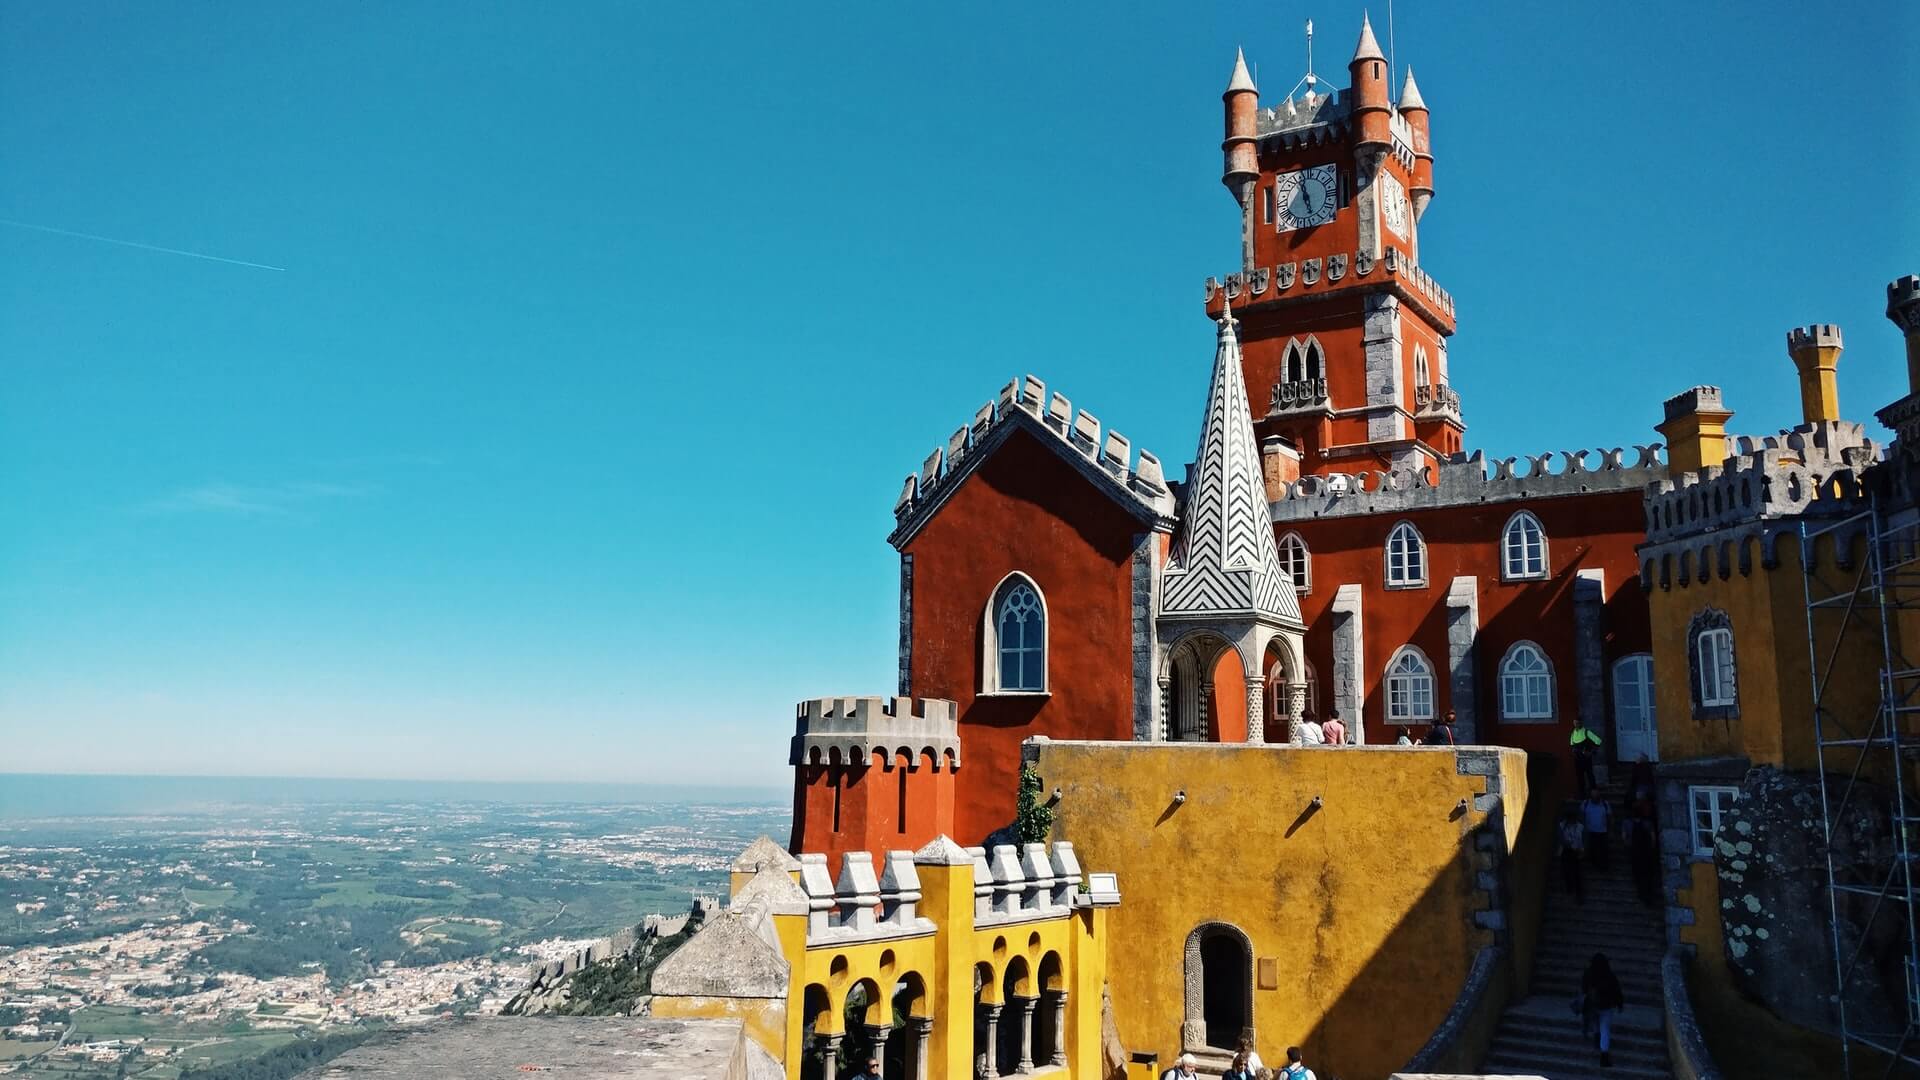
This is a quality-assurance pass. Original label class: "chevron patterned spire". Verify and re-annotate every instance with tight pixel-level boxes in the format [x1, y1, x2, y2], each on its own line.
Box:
[1160, 305, 1303, 625]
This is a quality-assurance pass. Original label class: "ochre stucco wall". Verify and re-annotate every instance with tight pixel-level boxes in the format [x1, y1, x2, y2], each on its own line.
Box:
[1030, 741, 1531, 1080]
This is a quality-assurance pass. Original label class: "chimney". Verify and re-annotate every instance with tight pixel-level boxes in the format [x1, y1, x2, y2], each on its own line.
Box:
[1656, 386, 1733, 478]
[1261, 436, 1301, 502]
[1786, 324, 1844, 424]
[1889, 275, 1920, 394]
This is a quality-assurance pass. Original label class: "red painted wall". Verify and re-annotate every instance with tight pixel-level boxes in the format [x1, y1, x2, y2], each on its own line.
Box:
[1286, 489, 1651, 769]
[791, 753, 956, 874]
[901, 429, 1146, 845]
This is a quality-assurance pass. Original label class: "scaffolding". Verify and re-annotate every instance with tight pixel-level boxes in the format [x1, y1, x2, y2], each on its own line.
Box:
[1802, 498, 1920, 1077]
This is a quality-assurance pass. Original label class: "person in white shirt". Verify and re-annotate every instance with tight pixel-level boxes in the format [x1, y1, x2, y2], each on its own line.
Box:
[1161, 1052, 1199, 1080]
[1296, 711, 1326, 745]
[1279, 1046, 1317, 1080]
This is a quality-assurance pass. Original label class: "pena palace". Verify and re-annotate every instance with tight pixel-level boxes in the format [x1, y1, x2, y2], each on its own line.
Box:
[782, 17, 1887, 873]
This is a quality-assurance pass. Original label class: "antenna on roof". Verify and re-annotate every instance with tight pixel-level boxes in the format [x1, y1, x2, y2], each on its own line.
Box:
[1388, 0, 1398, 97]
[1304, 18, 1316, 92]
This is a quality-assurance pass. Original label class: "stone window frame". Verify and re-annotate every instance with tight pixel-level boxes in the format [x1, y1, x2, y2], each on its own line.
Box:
[1686, 608, 1738, 720]
[1181, 921, 1254, 1054]
[1281, 336, 1325, 383]
[1688, 784, 1740, 856]
[1497, 641, 1556, 723]
[981, 572, 1049, 696]
[1384, 520, 1429, 590]
[1385, 645, 1437, 723]
[1499, 510, 1549, 582]
[1413, 343, 1431, 388]
[1276, 531, 1312, 594]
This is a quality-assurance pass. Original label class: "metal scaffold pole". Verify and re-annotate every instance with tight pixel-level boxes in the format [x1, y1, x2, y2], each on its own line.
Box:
[1801, 498, 1920, 1077]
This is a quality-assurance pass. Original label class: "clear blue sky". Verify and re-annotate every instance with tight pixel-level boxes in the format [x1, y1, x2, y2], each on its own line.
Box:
[2, 2, 1913, 788]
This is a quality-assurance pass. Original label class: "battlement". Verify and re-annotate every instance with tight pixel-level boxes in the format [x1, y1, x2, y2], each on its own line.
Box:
[1662, 385, 1726, 422]
[1252, 88, 1419, 169]
[790, 696, 960, 768]
[1890, 275, 1920, 332]
[1642, 421, 1881, 546]
[1268, 445, 1666, 523]
[1787, 324, 1843, 353]
[889, 375, 1177, 547]
[1206, 244, 1454, 320]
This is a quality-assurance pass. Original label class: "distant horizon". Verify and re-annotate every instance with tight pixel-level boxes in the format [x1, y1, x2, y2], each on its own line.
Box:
[0, 771, 789, 820]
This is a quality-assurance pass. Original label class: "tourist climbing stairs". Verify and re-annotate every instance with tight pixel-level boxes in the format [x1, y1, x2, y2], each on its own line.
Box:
[1480, 782, 1674, 1080]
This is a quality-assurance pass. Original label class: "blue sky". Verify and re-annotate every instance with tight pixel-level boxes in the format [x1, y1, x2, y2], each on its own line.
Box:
[2, 2, 1914, 788]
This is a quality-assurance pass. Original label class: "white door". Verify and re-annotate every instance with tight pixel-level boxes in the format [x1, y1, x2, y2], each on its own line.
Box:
[1612, 654, 1658, 762]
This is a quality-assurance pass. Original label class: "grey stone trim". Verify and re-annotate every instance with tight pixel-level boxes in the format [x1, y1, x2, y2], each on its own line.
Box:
[1181, 922, 1254, 1053]
[1643, 422, 1878, 547]
[1331, 585, 1365, 737]
[889, 374, 1178, 550]
[1573, 569, 1607, 736]
[1683, 608, 1739, 723]
[1363, 292, 1405, 445]
[1444, 576, 1479, 743]
[1661, 949, 1725, 1080]
[791, 698, 960, 768]
[897, 553, 913, 696]
[1131, 533, 1161, 741]
[1272, 445, 1666, 525]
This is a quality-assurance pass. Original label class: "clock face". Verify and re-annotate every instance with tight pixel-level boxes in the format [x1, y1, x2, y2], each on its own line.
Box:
[1274, 165, 1338, 232]
[1379, 170, 1409, 237]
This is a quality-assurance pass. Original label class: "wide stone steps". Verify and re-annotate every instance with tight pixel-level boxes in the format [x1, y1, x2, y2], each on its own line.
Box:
[1476, 815, 1675, 1080]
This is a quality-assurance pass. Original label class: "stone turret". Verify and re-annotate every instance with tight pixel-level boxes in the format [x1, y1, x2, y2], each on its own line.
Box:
[1348, 15, 1391, 155]
[1786, 323, 1844, 424]
[1223, 48, 1260, 273]
[1656, 386, 1732, 478]
[1889, 275, 1920, 394]
[788, 697, 962, 875]
[1400, 67, 1433, 219]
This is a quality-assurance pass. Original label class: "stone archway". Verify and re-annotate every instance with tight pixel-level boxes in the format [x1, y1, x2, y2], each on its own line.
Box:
[1163, 632, 1244, 743]
[1183, 922, 1253, 1052]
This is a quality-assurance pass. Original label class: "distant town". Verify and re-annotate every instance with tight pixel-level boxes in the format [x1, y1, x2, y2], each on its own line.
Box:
[0, 796, 787, 1077]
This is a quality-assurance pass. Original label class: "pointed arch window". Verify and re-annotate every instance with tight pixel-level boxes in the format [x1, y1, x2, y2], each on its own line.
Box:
[1277, 532, 1311, 594]
[1385, 521, 1427, 588]
[1413, 344, 1431, 387]
[1499, 642, 1555, 721]
[1281, 337, 1325, 385]
[1303, 337, 1323, 380]
[1385, 647, 1436, 723]
[983, 575, 1048, 694]
[1501, 511, 1549, 581]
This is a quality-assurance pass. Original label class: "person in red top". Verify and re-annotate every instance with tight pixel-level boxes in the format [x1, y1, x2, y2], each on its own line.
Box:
[1320, 708, 1347, 746]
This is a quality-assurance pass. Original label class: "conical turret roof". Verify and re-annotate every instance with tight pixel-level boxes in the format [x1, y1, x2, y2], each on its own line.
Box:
[1352, 13, 1386, 64]
[1225, 47, 1257, 94]
[1399, 66, 1427, 111]
[1160, 305, 1302, 627]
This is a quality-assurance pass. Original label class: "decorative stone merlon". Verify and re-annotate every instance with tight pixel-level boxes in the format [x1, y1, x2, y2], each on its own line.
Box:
[878, 852, 922, 926]
[911, 834, 973, 866]
[1048, 842, 1083, 908]
[1269, 446, 1666, 523]
[730, 836, 800, 876]
[1020, 843, 1057, 912]
[1664, 385, 1727, 421]
[890, 374, 1177, 546]
[789, 696, 960, 768]
[796, 850, 937, 945]
[962, 841, 1111, 925]
[989, 845, 1026, 917]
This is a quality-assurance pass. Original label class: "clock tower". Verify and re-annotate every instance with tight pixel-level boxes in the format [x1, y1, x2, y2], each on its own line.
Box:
[1210, 17, 1461, 480]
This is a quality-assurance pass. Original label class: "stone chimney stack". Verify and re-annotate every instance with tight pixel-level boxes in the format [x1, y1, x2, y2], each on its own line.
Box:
[1889, 275, 1920, 394]
[1656, 386, 1733, 478]
[1261, 435, 1301, 502]
[1786, 324, 1844, 425]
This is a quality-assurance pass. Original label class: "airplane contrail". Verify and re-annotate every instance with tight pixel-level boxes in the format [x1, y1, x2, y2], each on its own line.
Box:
[0, 218, 286, 272]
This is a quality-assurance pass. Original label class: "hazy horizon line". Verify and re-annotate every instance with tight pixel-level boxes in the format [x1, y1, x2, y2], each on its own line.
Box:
[0, 769, 786, 794]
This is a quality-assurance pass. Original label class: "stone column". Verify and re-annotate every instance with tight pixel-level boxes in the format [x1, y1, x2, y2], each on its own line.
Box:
[1012, 995, 1038, 1073]
[1331, 585, 1365, 744]
[976, 1003, 1000, 1080]
[1245, 678, 1265, 744]
[861, 1024, 892, 1079]
[1445, 576, 1480, 744]
[1046, 990, 1069, 1066]
[817, 1033, 843, 1080]
[908, 1017, 934, 1080]
[1156, 677, 1171, 742]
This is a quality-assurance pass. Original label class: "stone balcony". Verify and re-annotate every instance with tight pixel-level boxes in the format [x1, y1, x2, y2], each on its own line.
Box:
[1268, 376, 1330, 417]
[1415, 382, 1462, 422]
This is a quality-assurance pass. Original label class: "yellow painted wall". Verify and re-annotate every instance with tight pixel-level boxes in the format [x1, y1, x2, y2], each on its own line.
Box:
[649, 994, 790, 1062]
[1029, 741, 1532, 1080]
[1649, 532, 1881, 774]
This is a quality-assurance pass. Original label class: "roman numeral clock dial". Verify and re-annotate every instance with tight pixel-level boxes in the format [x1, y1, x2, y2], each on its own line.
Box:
[1274, 164, 1338, 232]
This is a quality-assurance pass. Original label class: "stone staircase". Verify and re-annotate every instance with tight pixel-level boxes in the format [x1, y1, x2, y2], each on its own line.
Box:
[1481, 788, 1674, 1080]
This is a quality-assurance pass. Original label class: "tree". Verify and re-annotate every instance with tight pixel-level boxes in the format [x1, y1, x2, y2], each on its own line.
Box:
[1015, 765, 1053, 843]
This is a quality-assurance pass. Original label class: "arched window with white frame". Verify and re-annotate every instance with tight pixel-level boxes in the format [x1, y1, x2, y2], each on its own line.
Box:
[1385, 647, 1436, 723]
[1499, 642, 1555, 721]
[1501, 511, 1549, 581]
[1303, 336, 1323, 380]
[1413, 344, 1431, 388]
[1283, 338, 1306, 383]
[1697, 629, 1735, 707]
[1277, 532, 1311, 594]
[983, 574, 1047, 693]
[1385, 521, 1427, 588]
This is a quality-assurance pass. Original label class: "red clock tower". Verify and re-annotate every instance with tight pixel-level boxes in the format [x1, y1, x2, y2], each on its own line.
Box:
[1211, 17, 1461, 483]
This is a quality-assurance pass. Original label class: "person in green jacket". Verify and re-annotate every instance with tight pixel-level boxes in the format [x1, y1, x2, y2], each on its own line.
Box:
[1569, 722, 1603, 796]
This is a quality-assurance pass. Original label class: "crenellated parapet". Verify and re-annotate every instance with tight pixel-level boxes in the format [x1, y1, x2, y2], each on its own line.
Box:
[1642, 422, 1881, 546]
[1207, 244, 1455, 321]
[887, 374, 1177, 549]
[790, 696, 960, 769]
[1268, 445, 1667, 523]
[962, 841, 1110, 927]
